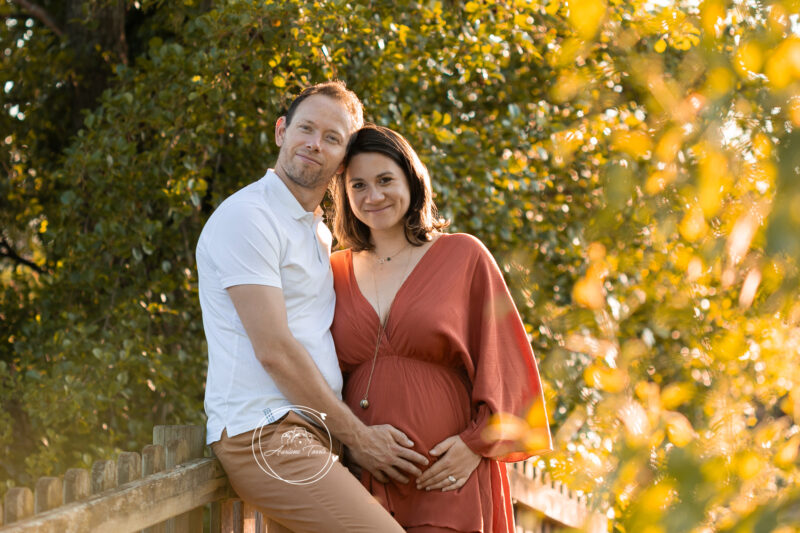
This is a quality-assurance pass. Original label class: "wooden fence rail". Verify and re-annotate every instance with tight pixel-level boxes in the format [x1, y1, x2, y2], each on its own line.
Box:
[0, 425, 607, 533]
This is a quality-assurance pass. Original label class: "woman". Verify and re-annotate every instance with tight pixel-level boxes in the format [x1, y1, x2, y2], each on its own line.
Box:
[329, 124, 551, 533]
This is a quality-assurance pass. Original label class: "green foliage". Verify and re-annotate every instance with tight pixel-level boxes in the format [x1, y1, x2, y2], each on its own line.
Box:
[2, 0, 800, 531]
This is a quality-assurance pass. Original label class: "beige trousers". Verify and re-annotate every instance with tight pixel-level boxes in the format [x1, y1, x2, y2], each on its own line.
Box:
[211, 411, 405, 533]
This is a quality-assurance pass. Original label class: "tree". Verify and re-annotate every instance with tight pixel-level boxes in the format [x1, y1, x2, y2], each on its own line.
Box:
[2, 0, 799, 530]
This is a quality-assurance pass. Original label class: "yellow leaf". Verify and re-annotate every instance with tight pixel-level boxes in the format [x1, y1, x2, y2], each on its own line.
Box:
[775, 435, 800, 467]
[654, 39, 667, 53]
[525, 395, 549, 428]
[735, 41, 764, 76]
[645, 169, 676, 194]
[665, 412, 696, 447]
[679, 205, 708, 242]
[464, 1, 480, 13]
[573, 276, 605, 309]
[640, 481, 674, 512]
[514, 13, 530, 27]
[752, 132, 772, 159]
[587, 242, 606, 262]
[584, 364, 628, 393]
[661, 383, 693, 409]
[434, 127, 456, 144]
[611, 130, 652, 158]
[273, 75, 286, 88]
[507, 155, 526, 174]
[735, 451, 762, 480]
[567, 0, 606, 38]
[545, 0, 560, 15]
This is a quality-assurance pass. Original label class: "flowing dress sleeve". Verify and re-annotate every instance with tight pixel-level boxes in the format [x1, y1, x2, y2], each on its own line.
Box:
[457, 237, 553, 461]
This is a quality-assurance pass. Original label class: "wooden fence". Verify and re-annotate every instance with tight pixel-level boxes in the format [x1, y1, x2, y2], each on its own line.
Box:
[0, 425, 607, 532]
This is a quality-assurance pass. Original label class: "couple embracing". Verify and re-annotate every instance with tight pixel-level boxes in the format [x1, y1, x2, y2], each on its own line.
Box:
[196, 81, 552, 532]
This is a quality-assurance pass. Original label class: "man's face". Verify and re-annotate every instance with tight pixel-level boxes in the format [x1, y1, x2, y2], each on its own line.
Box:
[274, 94, 354, 191]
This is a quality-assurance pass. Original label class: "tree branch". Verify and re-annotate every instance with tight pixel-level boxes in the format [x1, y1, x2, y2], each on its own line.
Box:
[0, 236, 46, 274]
[8, 0, 65, 38]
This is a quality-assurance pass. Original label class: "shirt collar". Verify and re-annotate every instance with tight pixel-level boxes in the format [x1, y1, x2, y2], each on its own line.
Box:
[264, 169, 319, 223]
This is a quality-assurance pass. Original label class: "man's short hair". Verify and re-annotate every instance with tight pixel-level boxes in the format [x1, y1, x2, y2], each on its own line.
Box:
[284, 80, 364, 131]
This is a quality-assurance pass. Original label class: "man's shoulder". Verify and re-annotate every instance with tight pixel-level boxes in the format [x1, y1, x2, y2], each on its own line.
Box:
[208, 179, 279, 225]
[198, 177, 284, 246]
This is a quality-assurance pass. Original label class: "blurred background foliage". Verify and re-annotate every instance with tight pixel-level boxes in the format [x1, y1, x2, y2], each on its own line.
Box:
[2, 0, 800, 530]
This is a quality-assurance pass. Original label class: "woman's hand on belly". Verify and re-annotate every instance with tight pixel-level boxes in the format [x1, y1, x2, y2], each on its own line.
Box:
[415, 435, 481, 492]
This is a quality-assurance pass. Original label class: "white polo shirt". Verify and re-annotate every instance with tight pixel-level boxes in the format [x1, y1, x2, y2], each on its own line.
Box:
[196, 169, 342, 445]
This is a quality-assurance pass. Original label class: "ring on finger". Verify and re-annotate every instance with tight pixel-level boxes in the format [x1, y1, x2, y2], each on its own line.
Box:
[447, 475, 457, 483]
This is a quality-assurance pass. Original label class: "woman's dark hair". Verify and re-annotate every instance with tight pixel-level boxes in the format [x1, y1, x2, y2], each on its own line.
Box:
[331, 124, 449, 251]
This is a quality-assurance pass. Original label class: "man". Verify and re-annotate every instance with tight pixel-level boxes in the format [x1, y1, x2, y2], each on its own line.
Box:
[196, 81, 427, 531]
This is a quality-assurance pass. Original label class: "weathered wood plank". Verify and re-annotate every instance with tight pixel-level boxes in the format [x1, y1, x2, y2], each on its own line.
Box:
[91, 461, 117, 494]
[221, 499, 243, 533]
[157, 427, 204, 533]
[162, 435, 202, 533]
[208, 501, 221, 533]
[142, 445, 165, 477]
[0, 458, 230, 533]
[141, 445, 167, 533]
[165, 439, 190, 533]
[3, 488, 33, 524]
[242, 502, 256, 533]
[153, 426, 204, 461]
[63, 469, 90, 504]
[117, 452, 141, 485]
[34, 478, 62, 513]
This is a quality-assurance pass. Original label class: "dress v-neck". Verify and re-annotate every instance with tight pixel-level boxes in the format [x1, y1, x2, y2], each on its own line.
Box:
[347, 235, 445, 336]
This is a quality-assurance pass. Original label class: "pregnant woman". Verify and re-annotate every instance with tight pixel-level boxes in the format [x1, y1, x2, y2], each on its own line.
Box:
[329, 124, 551, 532]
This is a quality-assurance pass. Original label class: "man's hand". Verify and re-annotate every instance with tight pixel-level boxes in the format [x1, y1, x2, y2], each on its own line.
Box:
[415, 435, 480, 492]
[347, 424, 429, 484]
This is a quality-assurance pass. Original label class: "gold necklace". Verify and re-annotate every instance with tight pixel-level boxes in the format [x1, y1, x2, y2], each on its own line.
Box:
[372, 242, 409, 264]
[359, 246, 413, 409]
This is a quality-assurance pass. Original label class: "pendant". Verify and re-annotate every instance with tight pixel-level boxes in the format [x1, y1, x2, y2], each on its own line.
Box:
[360, 399, 370, 409]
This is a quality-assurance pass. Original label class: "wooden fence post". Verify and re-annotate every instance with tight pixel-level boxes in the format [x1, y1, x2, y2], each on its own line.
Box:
[63, 468, 90, 504]
[91, 460, 117, 494]
[242, 502, 258, 533]
[142, 444, 165, 477]
[34, 477, 62, 513]
[117, 451, 142, 485]
[154, 425, 204, 533]
[4, 487, 33, 524]
[142, 444, 166, 533]
[221, 499, 244, 533]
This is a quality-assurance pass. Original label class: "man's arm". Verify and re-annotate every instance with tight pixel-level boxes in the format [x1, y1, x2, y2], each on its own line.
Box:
[227, 284, 428, 483]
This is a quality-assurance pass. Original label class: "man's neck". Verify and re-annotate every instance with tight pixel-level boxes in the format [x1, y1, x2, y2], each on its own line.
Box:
[273, 169, 327, 213]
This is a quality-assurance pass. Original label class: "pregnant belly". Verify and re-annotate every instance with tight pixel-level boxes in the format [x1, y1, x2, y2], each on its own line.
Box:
[343, 356, 472, 461]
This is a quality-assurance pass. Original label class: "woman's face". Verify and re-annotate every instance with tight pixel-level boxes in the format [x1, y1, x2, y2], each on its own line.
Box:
[345, 152, 411, 234]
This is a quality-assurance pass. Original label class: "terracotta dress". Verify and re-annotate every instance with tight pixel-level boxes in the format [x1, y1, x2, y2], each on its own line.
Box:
[330, 233, 551, 533]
